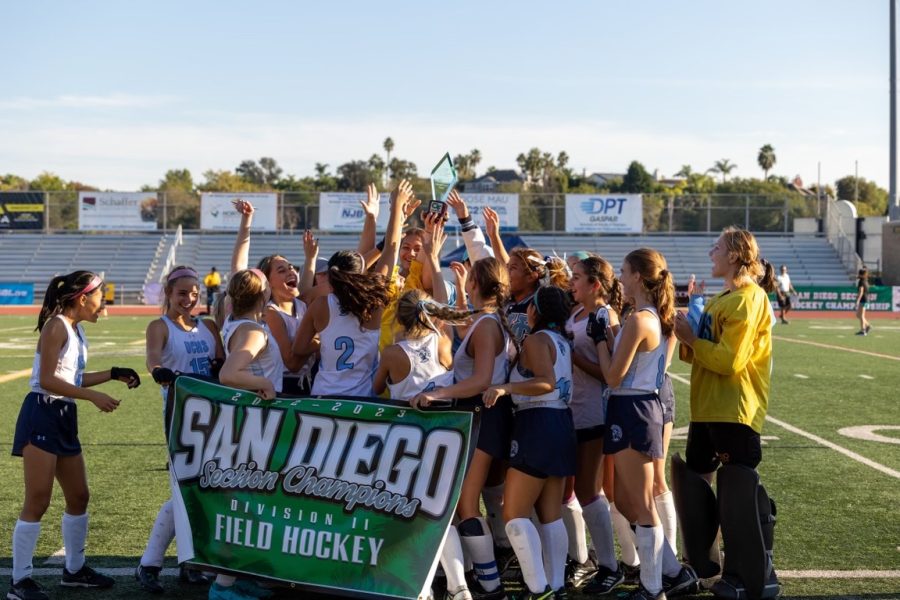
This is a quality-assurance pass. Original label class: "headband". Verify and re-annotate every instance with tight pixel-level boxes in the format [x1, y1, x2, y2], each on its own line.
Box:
[249, 268, 268, 283]
[72, 275, 103, 299]
[167, 268, 199, 283]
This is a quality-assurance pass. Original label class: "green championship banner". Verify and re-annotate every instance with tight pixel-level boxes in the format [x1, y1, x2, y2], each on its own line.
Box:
[166, 377, 474, 599]
[770, 285, 896, 312]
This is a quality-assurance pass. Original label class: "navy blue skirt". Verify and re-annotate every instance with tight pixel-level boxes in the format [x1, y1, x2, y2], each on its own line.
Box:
[604, 393, 664, 459]
[508, 407, 576, 478]
[12, 392, 82, 457]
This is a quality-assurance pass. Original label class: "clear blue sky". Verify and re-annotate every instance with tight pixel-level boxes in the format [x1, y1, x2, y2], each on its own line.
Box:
[0, 0, 893, 191]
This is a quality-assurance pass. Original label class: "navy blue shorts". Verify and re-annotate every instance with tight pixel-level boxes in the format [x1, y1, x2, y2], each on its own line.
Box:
[508, 407, 576, 478]
[474, 394, 514, 459]
[659, 374, 675, 425]
[604, 393, 664, 459]
[576, 425, 605, 444]
[12, 393, 81, 457]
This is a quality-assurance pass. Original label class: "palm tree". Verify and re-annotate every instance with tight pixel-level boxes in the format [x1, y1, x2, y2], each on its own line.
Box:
[469, 149, 482, 177]
[383, 137, 394, 166]
[708, 159, 737, 183]
[757, 144, 776, 180]
[675, 165, 693, 178]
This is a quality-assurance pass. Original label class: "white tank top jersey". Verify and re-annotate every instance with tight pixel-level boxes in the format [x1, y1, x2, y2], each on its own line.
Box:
[268, 298, 316, 378]
[312, 294, 379, 397]
[387, 333, 454, 401]
[566, 305, 609, 428]
[453, 312, 510, 389]
[222, 317, 284, 393]
[510, 330, 572, 410]
[30, 315, 86, 401]
[612, 307, 668, 395]
[159, 315, 218, 376]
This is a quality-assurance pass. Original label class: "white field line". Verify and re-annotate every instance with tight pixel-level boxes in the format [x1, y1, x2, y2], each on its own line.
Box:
[773, 335, 900, 361]
[0, 368, 32, 384]
[43, 547, 66, 565]
[0, 567, 897, 579]
[858, 374, 874, 379]
[793, 374, 809, 379]
[665, 372, 900, 480]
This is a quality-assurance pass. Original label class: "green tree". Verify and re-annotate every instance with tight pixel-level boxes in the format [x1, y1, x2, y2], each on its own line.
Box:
[388, 158, 418, 182]
[0, 174, 29, 190]
[675, 165, 693, 178]
[620, 161, 656, 193]
[236, 160, 265, 186]
[30, 172, 72, 228]
[155, 169, 198, 229]
[835, 176, 888, 216]
[337, 161, 377, 191]
[757, 144, 776, 180]
[708, 159, 737, 183]
[259, 157, 283, 186]
[200, 170, 260, 192]
[383, 137, 394, 167]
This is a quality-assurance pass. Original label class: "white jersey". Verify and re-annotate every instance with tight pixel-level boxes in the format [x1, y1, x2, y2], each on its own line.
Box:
[776, 273, 791, 293]
[268, 299, 316, 380]
[30, 315, 86, 401]
[159, 315, 218, 376]
[312, 294, 379, 397]
[387, 333, 454, 401]
[510, 330, 572, 410]
[222, 317, 284, 393]
[453, 313, 509, 392]
[612, 307, 667, 395]
[566, 306, 608, 428]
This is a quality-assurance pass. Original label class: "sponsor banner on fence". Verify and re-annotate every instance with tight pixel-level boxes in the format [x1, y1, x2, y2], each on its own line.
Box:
[201, 193, 278, 231]
[168, 377, 473, 599]
[0, 283, 34, 305]
[448, 193, 518, 232]
[0, 192, 44, 230]
[318, 192, 392, 232]
[78, 192, 158, 231]
[565, 194, 643, 233]
[894, 286, 900, 312]
[770, 286, 895, 311]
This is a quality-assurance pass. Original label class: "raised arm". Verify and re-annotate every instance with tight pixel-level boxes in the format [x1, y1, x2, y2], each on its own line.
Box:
[372, 180, 415, 278]
[298, 230, 319, 294]
[482, 206, 509, 266]
[230, 199, 255, 275]
[357, 183, 380, 256]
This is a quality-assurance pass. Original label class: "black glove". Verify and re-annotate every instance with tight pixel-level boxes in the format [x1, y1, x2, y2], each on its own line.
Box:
[111, 366, 141, 389]
[151, 367, 176, 385]
[586, 312, 608, 344]
[210, 358, 224, 378]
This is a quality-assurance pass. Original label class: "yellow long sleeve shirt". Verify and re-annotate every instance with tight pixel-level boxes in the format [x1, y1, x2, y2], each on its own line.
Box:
[681, 283, 772, 433]
[379, 261, 425, 351]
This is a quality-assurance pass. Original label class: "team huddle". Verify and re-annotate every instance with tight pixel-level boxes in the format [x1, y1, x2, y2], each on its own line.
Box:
[9, 182, 781, 600]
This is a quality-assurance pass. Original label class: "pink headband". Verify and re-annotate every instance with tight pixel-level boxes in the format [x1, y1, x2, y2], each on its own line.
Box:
[167, 268, 199, 283]
[249, 268, 268, 284]
[73, 275, 103, 299]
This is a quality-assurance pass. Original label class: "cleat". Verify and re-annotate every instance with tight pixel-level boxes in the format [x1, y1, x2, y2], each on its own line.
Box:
[61, 565, 114, 588]
[582, 563, 625, 595]
[7, 578, 49, 600]
[564, 555, 598, 589]
[135, 565, 164, 594]
[865, 325, 872, 333]
[445, 585, 474, 600]
[466, 578, 507, 600]
[499, 552, 522, 585]
[179, 564, 211, 585]
[620, 585, 667, 600]
[855, 330, 867, 336]
[520, 586, 554, 600]
[621, 562, 641, 585]
[662, 565, 699, 598]
[553, 588, 569, 599]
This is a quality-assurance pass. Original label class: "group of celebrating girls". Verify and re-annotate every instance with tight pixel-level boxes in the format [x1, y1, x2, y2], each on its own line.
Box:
[10, 177, 778, 600]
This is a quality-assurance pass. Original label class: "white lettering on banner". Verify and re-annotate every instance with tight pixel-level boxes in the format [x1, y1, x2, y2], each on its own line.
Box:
[280, 526, 384, 566]
[172, 397, 463, 520]
[565, 194, 643, 233]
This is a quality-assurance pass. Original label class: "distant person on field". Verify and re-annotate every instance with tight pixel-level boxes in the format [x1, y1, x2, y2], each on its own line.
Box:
[855, 267, 871, 336]
[774, 265, 797, 324]
[203, 267, 221, 314]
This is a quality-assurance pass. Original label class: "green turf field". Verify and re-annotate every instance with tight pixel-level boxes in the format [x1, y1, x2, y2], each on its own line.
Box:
[0, 314, 897, 600]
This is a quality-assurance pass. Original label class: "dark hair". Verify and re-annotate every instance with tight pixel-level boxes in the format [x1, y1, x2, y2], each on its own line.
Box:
[37, 271, 100, 331]
[858, 267, 868, 278]
[757, 259, 777, 293]
[396, 289, 480, 338]
[531, 285, 572, 338]
[509, 247, 569, 289]
[624, 248, 676, 337]
[327, 250, 390, 324]
[163, 265, 199, 311]
[257, 254, 290, 279]
[579, 256, 624, 314]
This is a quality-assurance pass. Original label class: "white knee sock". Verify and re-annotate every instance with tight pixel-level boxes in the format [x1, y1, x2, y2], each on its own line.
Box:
[141, 499, 175, 568]
[458, 517, 500, 592]
[12, 520, 41, 584]
[582, 495, 617, 571]
[561, 495, 588, 563]
[635, 525, 664, 595]
[538, 519, 568, 591]
[215, 575, 236, 587]
[62, 512, 88, 573]
[440, 526, 469, 595]
[654, 491, 678, 556]
[505, 518, 547, 594]
[481, 485, 510, 549]
[610, 502, 639, 567]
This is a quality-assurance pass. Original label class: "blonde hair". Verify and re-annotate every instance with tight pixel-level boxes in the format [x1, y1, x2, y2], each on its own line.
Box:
[469, 256, 519, 355]
[720, 226, 767, 287]
[227, 269, 267, 316]
[509, 247, 568, 289]
[396, 289, 480, 339]
[624, 248, 675, 337]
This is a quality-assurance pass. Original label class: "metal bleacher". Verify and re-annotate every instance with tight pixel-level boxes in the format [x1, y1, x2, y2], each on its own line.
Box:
[0, 231, 854, 304]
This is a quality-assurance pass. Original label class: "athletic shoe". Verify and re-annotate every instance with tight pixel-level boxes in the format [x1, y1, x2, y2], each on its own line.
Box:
[467, 578, 507, 600]
[7, 578, 49, 600]
[179, 564, 211, 585]
[564, 554, 598, 589]
[135, 565, 164, 594]
[61, 565, 114, 588]
[582, 562, 625, 595]
[208, 583, 258, 600]
[233, 579, 274, 599]
[498, 551, 522, 584]
[519, 586, 554, 600]
[620, 584, 667, 600]
[662, 565, 699, 597]
[780, 318, 788, 325]
[856, 330, 867, 336]
[622, 562, 641, 585]
[553, 588, 569, 600]
[445, 585, 474, 600]
[865, 325, 872, 333]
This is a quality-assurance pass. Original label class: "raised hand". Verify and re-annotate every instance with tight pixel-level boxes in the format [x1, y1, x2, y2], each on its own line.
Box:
[483, 206, 500, 238]
[232, 199, 255, 217]
[450, 261, 468, 289]
[359, 183, 380, 220]
[423, 214, 447, 261]
[446, 190, 469, 220]
[303, 229, 319, 259]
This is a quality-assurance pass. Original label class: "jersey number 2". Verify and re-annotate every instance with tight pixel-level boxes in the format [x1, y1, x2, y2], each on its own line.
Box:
[335, 336, 355, 371]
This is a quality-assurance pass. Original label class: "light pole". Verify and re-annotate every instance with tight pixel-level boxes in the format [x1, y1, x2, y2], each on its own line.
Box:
[891, 0, 899, 219]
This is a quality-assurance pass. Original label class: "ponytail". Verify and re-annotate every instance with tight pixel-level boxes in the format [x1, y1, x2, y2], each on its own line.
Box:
[328, 250, 389, 325]
[757, 259, 777, 293]
[580, 256, 624, 315]
[36, 271, 99, 331]
[624, 249, 675, 337]
[531, 285, 573, 339]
